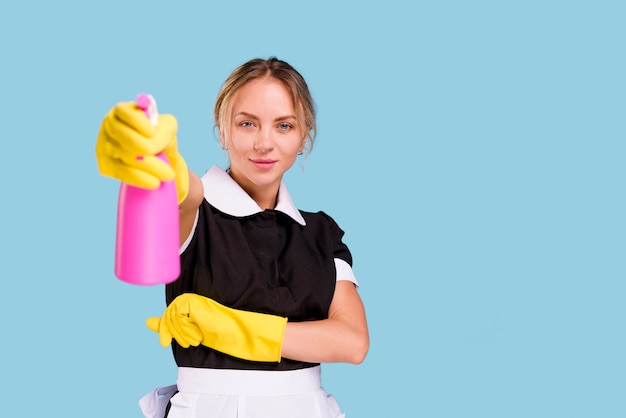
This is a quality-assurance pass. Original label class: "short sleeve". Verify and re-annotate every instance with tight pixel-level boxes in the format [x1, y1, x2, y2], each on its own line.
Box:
[319, 211, 359, 287]
[335, 258, 359, 287]
[180, 208, 200, 254]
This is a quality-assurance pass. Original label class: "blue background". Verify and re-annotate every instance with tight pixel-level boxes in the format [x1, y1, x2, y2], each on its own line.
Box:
[1, 1, 624, 417]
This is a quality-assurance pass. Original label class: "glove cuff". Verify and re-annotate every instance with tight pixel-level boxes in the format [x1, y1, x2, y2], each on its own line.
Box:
[165, 149, 189, 204]
[175, 156, 189, 204]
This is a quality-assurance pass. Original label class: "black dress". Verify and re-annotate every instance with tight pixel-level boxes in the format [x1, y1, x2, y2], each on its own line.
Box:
[165, 166, 356, 371]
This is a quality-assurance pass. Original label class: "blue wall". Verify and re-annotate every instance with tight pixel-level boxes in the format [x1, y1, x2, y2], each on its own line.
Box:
[1, 1, 624, 416]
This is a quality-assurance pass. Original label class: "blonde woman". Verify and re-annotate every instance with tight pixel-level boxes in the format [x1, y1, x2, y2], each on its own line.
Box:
[96, 57, 369, 418]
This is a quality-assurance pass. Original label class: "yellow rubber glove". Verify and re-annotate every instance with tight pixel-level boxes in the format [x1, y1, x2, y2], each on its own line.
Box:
[95, 101, 189, 203]
[146, 293, 287, 362]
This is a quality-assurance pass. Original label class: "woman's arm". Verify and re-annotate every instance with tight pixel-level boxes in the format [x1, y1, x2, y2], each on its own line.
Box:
[178, 169, 204, 245]
[281, 280, 369, 364]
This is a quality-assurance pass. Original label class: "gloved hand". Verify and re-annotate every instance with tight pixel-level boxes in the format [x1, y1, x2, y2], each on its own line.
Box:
[95, 101, 189, 203]
[146, 293, 287, 362]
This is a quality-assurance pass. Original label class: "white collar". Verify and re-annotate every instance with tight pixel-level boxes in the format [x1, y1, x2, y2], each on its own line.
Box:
[200, 165, 306, 226]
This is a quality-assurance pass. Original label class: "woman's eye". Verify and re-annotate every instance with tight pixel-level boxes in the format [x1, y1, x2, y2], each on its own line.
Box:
[278, 123, 292, 130]
[240, 121, 254, 128]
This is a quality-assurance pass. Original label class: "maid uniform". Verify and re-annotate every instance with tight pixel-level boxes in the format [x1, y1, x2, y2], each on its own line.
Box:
[139, 166, 358, 418]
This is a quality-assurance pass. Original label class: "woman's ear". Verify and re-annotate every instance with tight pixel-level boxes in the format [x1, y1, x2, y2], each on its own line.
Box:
[218, 125, 228, 150]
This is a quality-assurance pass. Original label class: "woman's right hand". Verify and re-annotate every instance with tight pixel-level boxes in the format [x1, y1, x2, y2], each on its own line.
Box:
[95, 101, 185, 195]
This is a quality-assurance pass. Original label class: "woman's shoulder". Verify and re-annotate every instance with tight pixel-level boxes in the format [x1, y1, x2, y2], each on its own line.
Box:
[299, 209, 332, 221]
[299, 210, 345, 232]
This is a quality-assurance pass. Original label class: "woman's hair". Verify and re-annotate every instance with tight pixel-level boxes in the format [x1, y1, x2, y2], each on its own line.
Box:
[214, 57, 317, 155]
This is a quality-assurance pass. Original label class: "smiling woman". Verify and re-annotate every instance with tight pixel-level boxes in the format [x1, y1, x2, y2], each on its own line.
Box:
[95, 57, 369, 418]
[224, 77, 305, 208]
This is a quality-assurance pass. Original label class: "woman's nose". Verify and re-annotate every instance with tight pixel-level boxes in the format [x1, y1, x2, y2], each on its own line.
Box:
[254, 127, 274, 152]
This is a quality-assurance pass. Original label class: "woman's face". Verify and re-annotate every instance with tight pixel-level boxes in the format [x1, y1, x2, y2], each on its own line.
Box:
[225, 77, 304, 205]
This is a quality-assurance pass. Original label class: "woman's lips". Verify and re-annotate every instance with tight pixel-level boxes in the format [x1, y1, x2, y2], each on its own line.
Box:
[251, 159, 277, 170]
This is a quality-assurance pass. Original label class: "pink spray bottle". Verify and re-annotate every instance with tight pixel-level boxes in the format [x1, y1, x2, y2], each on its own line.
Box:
[114, 94, 180, 285]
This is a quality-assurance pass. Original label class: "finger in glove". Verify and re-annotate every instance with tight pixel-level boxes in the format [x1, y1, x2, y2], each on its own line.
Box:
[165, 303, 203, 348]
[145, 316, 174, 348]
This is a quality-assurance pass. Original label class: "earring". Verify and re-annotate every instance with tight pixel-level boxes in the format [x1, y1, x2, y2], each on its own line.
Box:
[299, 139, 307, 156]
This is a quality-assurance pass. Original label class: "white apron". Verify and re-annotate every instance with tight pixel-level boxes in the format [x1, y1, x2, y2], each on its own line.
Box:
[139, 366, 345, 418]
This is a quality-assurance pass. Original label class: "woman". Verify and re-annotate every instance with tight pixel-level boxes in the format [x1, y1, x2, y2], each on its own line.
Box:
[96, 57, 369, 417]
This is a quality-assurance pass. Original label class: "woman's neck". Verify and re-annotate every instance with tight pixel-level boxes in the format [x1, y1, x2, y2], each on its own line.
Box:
[227, 168, 279, 210]
[249, 190, 278, 210]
